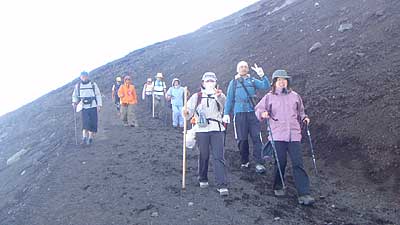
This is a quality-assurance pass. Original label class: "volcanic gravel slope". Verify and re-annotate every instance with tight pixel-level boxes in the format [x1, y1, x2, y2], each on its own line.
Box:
[0, 0, 399, 224]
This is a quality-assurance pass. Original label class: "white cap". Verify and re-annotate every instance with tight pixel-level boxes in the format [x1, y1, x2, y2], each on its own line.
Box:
[202, 72, 217, 81]
[236, 61, 248, 73]
[156, 72, 163, 78]
[147, 78, 152, 82]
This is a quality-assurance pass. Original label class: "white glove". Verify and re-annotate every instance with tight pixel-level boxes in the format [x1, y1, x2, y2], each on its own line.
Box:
[251, 63, 265, 77]
[222, 115, 231, 124]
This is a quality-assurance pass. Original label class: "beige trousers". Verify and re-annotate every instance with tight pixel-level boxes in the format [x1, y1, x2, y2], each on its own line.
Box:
[120, 104, 137, 126]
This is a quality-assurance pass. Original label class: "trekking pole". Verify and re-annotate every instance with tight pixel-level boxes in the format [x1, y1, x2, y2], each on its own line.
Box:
[305, 122, 324, 199]
[182, 87, 188, 189]
[73, 108, 78, 145]
[152, 93, 155, 118]
[266, 120, 286, 190]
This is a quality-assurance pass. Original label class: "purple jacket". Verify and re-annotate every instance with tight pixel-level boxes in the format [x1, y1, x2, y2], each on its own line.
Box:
[255, 90, 307, 142]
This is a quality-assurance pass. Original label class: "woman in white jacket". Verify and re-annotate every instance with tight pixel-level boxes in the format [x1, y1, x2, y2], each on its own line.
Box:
[182, 72, 228, 196]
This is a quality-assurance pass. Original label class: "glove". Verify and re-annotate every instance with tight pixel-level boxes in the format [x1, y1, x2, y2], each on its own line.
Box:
[222, 115, 231, 124]
[251, 63, 265, 77]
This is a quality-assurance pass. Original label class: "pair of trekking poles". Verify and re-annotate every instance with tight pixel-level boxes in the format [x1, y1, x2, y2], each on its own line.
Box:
[264, 118, 324, 199]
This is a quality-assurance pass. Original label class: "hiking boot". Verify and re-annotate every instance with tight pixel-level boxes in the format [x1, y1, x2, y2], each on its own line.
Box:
[199, 182, 209, 188]
[130, 124, 135, 127]
[217, 188, 229, 196]
[274, 189, 286, 197]
[241, 162, 250, 169]
[255, 164, 266, 174]
[123, 123, 129, 127]
[298, 195, 315, 206]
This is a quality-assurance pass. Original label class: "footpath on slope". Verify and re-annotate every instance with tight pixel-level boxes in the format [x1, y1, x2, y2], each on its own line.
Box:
[2, 97, 398, 225]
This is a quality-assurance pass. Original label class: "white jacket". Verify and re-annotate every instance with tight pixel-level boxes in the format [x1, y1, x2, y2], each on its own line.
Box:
[184, 89, 226, 133]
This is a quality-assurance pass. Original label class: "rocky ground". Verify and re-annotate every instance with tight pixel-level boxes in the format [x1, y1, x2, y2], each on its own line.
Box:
[1, 98, 398, 225]
[0, 0, 399, 224]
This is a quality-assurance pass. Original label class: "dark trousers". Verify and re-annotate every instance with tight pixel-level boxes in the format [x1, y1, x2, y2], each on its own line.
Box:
[114, 97, 121, 112]
[273, 141, 311, 196]
[234, 112, 263, 164]
[144, 95, 152, 113]
[196, 132, 227, 188]
[82, 107, 98, 132]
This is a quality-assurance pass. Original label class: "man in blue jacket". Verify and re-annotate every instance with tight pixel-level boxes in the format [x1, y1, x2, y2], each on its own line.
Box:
[222, 61, 270, 173]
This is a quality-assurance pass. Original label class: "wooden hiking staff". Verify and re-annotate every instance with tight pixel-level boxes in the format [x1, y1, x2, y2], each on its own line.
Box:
[182, 87, 188, 189]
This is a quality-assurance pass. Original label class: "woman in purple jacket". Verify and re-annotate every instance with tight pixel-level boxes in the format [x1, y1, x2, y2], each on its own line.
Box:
[255, 70, 315, 206]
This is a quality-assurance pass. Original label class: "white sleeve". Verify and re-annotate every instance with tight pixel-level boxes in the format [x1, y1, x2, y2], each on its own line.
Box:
[94, 83, 102, 106]
[72, 84, 80, 103]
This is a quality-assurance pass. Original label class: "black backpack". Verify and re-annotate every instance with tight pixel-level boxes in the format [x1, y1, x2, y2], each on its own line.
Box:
[114, 82, 122, 98]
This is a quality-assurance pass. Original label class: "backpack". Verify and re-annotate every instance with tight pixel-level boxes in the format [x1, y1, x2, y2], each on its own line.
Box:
[77, 81, 98, 105]
[153, 80, 166, 89]
[194, 91, 223, 129]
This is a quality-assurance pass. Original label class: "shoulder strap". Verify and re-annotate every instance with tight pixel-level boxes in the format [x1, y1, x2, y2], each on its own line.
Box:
[196, 91, 222, 112]
[91, 82, 98, 104]
[238, 78, 256, 108]
[77, 82, 81, 98]
[196, 92, 202, 109]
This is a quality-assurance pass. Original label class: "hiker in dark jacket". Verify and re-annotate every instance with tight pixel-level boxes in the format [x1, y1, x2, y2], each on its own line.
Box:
[111, 76, 122, 114]
[72, 71, 102, 146]
[182, 72, 229, 196]
[222, 61, 270, 173]
[255, 69, 315, 206]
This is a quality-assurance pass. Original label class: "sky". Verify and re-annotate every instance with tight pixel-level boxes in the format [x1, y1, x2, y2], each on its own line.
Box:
[0, 0, 259, 116]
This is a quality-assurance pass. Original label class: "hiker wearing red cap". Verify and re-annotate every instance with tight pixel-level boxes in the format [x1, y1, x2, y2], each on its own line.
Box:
[118, 75, 138, 127]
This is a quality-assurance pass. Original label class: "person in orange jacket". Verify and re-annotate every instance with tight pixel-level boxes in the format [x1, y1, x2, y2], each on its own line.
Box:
[118, 75, 138, 127]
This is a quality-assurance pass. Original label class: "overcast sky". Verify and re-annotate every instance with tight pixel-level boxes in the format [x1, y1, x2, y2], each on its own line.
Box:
[0, 0, 259, 116]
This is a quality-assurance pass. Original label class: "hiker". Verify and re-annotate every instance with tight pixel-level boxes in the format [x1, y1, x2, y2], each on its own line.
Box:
[142, 77, 154, 113]
[182, 72, 229, 196]
[222, 61, 270, 173]
[255, 69, 315, 205]
[72, 71, 102, 146]
[166, 78, 185, 129]
[118, 75, 138, 127]
[111, 76, 122, 113]
[152, 72, 167, 119]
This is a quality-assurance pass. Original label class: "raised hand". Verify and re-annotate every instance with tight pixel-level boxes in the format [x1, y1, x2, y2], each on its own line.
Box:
[251, 63, 265, 77]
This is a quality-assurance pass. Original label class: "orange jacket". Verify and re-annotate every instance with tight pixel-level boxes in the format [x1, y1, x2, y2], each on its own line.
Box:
[118, 83, 138, 105]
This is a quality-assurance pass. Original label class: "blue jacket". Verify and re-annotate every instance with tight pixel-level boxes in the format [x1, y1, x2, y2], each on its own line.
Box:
[166, 86, 185, 106]
[224, 75, 270, 115]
